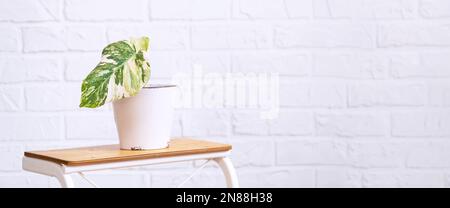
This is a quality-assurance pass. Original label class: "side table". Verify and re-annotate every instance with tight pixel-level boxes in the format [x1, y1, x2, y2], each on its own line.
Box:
[22, 138, 239, 188]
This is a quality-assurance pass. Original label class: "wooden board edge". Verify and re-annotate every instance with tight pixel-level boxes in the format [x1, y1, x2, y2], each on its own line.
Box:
[63, 145, 232, 166]
[24, 152, 70, 165]
[24, 144, 232, 166]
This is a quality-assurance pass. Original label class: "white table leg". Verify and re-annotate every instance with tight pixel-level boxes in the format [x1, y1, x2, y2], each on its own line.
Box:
[213, 157, 239, 188]
[55, 174, 74, 188]
[22, 157, 75, 188]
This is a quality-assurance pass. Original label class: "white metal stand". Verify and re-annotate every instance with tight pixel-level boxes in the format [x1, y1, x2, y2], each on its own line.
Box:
[22, 150, 239, 188]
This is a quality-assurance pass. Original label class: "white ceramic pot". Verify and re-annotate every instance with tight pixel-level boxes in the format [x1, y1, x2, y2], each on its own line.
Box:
[113, 85, 176, 150]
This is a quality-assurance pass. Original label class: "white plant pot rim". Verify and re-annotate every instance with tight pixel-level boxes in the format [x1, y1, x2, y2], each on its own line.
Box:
[142, 84, 177, 89]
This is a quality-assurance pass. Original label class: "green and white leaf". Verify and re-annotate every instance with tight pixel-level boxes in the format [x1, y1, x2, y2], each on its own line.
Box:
[80, 37, 150, 108]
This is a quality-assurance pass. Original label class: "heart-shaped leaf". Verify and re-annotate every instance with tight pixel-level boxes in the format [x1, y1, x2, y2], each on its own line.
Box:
[80, 37, 150, 108]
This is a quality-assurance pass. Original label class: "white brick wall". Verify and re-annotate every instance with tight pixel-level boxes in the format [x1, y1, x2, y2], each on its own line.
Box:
[1, 0, 450, 188]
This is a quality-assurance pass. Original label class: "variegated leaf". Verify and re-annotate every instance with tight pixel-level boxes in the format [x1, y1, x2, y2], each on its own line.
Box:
[79, 37, 150, 108]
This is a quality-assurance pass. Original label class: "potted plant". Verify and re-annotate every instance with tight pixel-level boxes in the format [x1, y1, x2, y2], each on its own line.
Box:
[79, 37, 176, 150]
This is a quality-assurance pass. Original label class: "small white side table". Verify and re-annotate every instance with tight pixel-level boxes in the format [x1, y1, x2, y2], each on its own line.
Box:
[22, 138, 239, 188]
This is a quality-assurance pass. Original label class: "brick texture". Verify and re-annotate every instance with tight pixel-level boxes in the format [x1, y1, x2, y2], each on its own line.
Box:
[0, 0, 448, 188]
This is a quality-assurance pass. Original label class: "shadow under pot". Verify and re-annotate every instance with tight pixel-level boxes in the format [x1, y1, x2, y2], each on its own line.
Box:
[113, 84, 177, 150]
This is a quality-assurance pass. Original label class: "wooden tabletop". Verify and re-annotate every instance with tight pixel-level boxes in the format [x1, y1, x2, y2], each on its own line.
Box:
[24, 138, 232, 166]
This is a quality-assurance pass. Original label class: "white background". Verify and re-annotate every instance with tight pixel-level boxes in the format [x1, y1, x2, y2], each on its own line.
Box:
[1, 0, 450, 187]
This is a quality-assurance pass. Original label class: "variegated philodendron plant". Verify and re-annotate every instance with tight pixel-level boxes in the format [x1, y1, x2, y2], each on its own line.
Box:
[79, 37, 151, 108]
